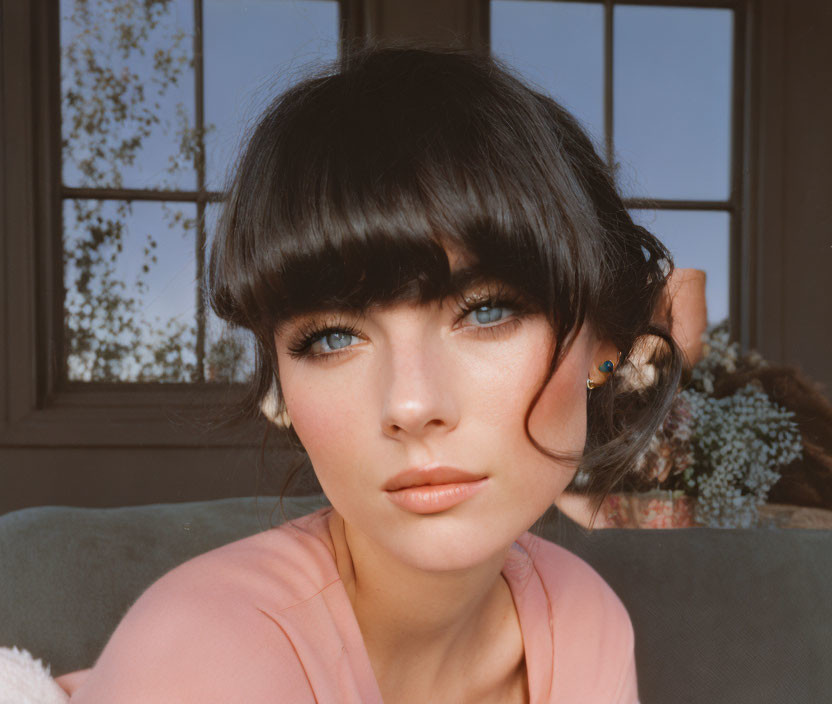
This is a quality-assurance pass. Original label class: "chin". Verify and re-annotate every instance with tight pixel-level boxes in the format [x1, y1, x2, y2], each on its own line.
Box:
[376, 512, 522, 573]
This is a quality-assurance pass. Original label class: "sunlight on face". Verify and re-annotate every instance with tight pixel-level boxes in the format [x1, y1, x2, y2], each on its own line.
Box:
[273, 247, 604, 573]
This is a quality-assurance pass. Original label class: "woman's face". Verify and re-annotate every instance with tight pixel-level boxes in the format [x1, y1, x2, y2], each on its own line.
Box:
[274, 248, 610, 572]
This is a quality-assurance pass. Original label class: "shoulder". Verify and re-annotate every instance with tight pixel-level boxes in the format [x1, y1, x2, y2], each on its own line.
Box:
[521, 534, 639, 703]
[523, 533, 633, 634]
[117, 506, 340, 622]
[69, 508, 337, 703]
[155, 506, 341, 609]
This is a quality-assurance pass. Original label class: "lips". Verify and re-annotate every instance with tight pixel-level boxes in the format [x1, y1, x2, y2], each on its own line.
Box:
[383, 466, 487, 492]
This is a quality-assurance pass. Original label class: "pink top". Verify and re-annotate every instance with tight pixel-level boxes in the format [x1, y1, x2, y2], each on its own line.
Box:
[68, 507, 639, 703]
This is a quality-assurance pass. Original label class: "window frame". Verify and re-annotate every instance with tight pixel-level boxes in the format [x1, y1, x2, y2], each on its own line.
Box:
[485, 0, 752, 339]
[0, 0, 772, 449]
[0, 0, 365, 448]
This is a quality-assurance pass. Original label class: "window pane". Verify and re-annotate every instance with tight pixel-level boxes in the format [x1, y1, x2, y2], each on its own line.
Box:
[204, 0, 340, 191]
[629, 209, 730, 326]
[491, 0, 605, 151]
[204, 202, 256, 383]
[64, 199, 199, 381]
[614, 6, 733, 200]
[205, 311, 256, 383]
[60, 0, 197, 191]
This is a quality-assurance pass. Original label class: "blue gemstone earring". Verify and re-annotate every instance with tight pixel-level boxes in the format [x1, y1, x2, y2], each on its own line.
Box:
[586, 352, 621, 390]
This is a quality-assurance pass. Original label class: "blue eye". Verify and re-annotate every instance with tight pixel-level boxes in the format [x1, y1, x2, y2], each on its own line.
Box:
[465, 304, 512, 326]
[286, 296, 525, 362]
[309, 330, 360, 355]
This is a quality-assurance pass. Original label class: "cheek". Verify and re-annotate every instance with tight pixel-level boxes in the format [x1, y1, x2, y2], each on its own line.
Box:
[275, 361, 364, 487]
[527, 353, 588, 455]
[472, 324, 589, 495]
[515, 333, 593, 503]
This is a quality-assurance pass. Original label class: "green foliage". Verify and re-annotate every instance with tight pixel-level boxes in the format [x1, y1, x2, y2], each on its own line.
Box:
[679, 323, 803, 527]
[61, 0, 239, 382]
[631, 322, 804, 528]
[62, 0, 192, 188]
[205, 333, 250, 383]
[622, 321, 804, 527]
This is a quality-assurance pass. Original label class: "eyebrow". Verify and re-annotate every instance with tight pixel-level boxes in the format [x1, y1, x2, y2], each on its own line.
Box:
[444, 265, 497, 296]
[273, 264, 513, 336]
[384, 264, 512, 307]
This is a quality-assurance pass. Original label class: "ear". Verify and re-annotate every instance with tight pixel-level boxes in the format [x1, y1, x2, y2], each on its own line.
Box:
[586, 340, 621, 388]
[261, 382, 292, 427]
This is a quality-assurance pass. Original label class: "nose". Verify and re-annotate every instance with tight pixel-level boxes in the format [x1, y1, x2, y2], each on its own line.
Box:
[379, 328, 460, 441]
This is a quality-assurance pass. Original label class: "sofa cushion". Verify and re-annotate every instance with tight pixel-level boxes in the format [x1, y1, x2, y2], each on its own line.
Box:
[549, 511, 832, 704]
[0, 495, 329, 677]
[1, 495, 830, 703]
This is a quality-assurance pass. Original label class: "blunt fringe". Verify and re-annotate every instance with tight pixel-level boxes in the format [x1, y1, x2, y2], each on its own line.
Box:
[208, 42, 684, 530]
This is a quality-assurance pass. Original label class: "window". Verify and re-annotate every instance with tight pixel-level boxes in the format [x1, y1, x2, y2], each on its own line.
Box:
[0, 0, 355, 450]
[0, 0, 770, 463]
[491, 0, 742, 328]
[60, 0, 342, 383]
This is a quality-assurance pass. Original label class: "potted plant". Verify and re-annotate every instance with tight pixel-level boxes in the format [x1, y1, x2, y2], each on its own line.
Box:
[609, 321, 804, 529]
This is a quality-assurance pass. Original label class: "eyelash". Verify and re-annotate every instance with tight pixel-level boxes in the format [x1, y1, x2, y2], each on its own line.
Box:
[285, 293, 527, 363]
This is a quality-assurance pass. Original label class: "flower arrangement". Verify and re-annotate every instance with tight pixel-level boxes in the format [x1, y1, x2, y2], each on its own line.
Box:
[628, 320, 804, 528]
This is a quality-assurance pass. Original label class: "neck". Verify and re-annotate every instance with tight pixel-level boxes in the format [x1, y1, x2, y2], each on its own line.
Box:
[327, 509, 518, 690]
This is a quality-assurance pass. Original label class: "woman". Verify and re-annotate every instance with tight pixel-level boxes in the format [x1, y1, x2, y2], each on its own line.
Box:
[63, 43, 682, 703]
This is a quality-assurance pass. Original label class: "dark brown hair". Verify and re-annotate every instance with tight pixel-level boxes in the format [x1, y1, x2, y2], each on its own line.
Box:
[208, 42, 684, 529]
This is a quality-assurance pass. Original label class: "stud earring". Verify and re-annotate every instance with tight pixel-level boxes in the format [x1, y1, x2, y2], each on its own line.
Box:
[586, 352, 621, 390]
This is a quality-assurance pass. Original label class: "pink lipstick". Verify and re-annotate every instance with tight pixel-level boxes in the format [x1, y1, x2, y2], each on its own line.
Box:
[384, 466, 488, 514]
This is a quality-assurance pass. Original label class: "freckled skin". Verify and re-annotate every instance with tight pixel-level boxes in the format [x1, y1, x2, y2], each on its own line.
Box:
[274, 282, 615, 573]
[273, 248, 619, 700]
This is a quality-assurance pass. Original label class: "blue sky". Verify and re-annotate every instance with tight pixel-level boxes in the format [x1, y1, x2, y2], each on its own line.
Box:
[60, 0, 733, 380]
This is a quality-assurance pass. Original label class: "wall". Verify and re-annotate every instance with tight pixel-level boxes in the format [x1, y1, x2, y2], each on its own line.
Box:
[756, 0, 831, 395]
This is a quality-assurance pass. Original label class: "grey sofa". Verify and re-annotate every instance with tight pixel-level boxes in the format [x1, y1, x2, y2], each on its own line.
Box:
[1, 494, 830, 703]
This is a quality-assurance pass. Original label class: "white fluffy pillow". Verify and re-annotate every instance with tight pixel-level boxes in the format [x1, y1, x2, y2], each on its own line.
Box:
[0, 646, 68, 704]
